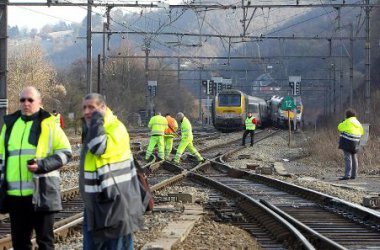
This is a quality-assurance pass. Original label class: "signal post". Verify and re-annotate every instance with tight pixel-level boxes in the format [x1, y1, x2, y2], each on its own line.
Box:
[289, 76, 302, 131]
[281, 95, 296, 147]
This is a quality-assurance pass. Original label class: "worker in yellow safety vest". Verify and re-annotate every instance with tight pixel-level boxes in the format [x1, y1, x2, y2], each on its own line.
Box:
[52, 109, 64, 129]
[337, 108, 364, 180]
[80, 93, 145, 249]
[0, 86, 72, 250]
[145, 112, 168, 161]
[173, 112, 204, 164]
[164, 113, 178, 160]
[242, 112, 257, 146]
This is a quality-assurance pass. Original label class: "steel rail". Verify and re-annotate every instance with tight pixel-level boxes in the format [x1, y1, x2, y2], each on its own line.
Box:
[260, 199, 347, 250]
[188, 172, 316, 250]
[150, 171, 187, 192]
[241, 171, 380, 228]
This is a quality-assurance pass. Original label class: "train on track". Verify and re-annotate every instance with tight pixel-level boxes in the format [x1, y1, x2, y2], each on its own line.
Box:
[211, 89, 303, 132]
[267, 95, 303, 128]
[211, 89, 269, 132]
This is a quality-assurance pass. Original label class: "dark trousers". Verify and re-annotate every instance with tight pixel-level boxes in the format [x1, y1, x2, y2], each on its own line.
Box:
[242, 130, 255, 146]
[8, 196, 55, 250]
[343, 150, 358, 178]
[83, 210, 134, 250]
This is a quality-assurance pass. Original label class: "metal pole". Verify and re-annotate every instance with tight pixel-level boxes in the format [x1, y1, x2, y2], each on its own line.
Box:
[207, 94, 210, 126]
[86, 0, 93, 93]
[0, 0, 7, 127]
[177, 56, 180, 110]
[288, 110, 291, 147]
[328, 39, 332, 115]
[349, 23, 354, 108]
[338, 7, 343, 113]
[144, 45, 151, 117]
[324, 84, 327, 117]
[101, 22, 106, 95]
[241, 0, 246, 36]
[106, 7, 111, 51]
[333, 64, 336, 113]
[364, 0, 371, 122]
[97, 54, 100, 93]
[198, 67, 202, 123]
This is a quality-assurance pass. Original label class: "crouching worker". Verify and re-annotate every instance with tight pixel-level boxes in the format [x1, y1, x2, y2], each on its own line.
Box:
[80, 93, 145, 250]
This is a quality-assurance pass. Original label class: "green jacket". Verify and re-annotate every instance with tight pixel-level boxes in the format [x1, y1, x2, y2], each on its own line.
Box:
[245, 116, 256, 130]
[338, 117, 364, 136]
[148, 115, 168, 136]
[0, 109, 72, 213]
[338, 116, 364, 153]
[180, 117, 193, 141]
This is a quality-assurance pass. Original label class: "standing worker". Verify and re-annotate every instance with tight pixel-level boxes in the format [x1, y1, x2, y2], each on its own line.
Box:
[0, 86, 72, 250]
[242, 112, 257, 146]
[145, 112, 168, 161]
[80, 93, 145, 249]
[338, 108, 364, 180]
[173, 112, 205, 164]
[52, 109, 64, 129]
[164, 113, 178, 160]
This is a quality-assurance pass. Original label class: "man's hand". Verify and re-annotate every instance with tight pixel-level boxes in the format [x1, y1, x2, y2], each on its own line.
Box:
[97, 104, 106, 117]
[27, 159, 38, 173]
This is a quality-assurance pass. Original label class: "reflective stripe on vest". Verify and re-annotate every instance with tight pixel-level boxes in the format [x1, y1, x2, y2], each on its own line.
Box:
[83, 111, 133, 193]
[180, 117, 193, 140]
[84, 159, 135, 193]
[7, 181, 33, 191]
[149, 115, 167, 136]
[8, 149, 37, 156]
[340, 132, 361, 142]
[88, 134, 107, 155]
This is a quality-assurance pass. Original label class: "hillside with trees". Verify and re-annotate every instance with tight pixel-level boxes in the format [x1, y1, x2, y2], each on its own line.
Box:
[6, 1, 380, 129]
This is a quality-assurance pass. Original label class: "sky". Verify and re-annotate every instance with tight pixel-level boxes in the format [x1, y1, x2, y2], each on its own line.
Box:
[7, 0, 180, 31]
[9, 6, 88, 30]
[7, 0, 315, 31]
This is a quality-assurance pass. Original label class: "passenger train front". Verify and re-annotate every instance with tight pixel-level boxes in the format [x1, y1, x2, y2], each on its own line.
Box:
[212, 89, 268, 132]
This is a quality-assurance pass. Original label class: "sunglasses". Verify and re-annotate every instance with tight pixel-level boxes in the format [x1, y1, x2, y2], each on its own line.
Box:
[20, 98, 34, 103]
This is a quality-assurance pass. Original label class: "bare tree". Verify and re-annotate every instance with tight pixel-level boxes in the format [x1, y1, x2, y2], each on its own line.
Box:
[8, 42, 66, 112]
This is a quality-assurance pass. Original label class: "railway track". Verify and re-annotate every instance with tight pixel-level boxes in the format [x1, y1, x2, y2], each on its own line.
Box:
[0, 129, 222, 249]
[188, 160, 380, 248]
[0, 187, 83, 249]
[1, 129, 378, 249]
[145, 128, 380, 249]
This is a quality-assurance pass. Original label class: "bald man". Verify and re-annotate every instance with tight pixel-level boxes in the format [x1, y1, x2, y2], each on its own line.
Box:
[0, 86, 72, 250]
